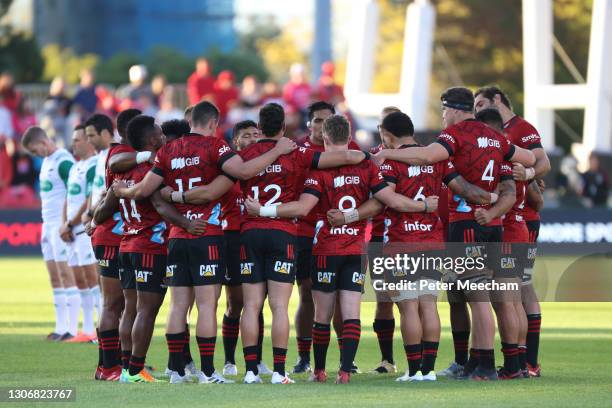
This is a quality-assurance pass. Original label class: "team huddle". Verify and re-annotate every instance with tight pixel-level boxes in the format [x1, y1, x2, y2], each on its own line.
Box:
[23, 85, 549, 385]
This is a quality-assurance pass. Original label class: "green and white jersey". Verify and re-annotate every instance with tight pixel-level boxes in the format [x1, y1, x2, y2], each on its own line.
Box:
[39, 148, 75, 223]
[90, 148, 109, 208]
[66, 155, 97, 228]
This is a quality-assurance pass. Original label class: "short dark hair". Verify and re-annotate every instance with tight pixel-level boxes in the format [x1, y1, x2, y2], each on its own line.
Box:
[475, 86, 512, 110]
[232, 120, 258, 139]
[116, 108, 142, 138]
[441, 87, 474, 112]
[126, 115, 156, 151]
[381, 111, 414, 137]
[184, 105, 194, 120]
[307, 101, 335, 121]
[259, 103, 284, 137]
[161, 119, 191, 142]
[84, 113, 114, 135]
[74, 123, 86, 131]
[192, 101, 219, 128]
[21, 126, 47, 148]
[323, 115, 350, 145]
[475, 108, 504, 132]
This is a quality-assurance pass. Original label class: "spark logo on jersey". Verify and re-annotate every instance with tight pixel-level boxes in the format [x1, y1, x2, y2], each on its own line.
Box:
[166, 265, 176, 277]
[200, 264, 218, 277]
[274, 261, 293, 274]
[170, 156, 200, 170]
[240, 262, 254, 275]
[521, 134, 539, 144]
[135, 270, 152, 282]
[333, 175, 360, 188]
[352, 272, 365, 285]
[317, 271, 334, 283]
[477, 137, 501, 148]
[330, 225, 359, 236]
[218, 145, 231, 155]
[403, 220, 434, 232]
[407, 165, 434, 177]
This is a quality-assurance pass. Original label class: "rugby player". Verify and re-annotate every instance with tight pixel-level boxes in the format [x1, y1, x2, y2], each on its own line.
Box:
[374, 87, 535, 380]
[244, 114, 435, 383]
[59, 124, 99, 343]
[21, 127, 77, 342]
[474, 86, 550, 377]
[113, 101, 297, 384]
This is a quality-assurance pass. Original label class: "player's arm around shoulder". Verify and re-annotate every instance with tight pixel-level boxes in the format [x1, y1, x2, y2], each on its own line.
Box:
[221, 137, 296, 180]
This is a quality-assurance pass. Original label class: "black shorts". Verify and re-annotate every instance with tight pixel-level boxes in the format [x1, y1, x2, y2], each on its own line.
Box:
[167, 236, 226, 286]
[240, 229, 296, 284]
[296, 236, 314, 281]
[448, 220, 503, 278]
[523, 220, 541, 283]
[119, 252, 168, 294]
[224, 230, 242, 286]
[311, 254, 366, 293]
[95, 245, 122, 280]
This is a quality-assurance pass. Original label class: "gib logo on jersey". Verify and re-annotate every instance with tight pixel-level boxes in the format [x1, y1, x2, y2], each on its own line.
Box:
[333, 175, 360, 188]
[403, 221, 433, 232]
[240, 262, 254, 275]
[317, 271, 334, 283]
[407, 165, 434, 177]
[135, 270, 152, 283]
[171, 156, 200, 170]
[352, 272, 365, 285]
[200, 264, 218, 277]
[477, 137, 501, 148]
[330, 225, 359, 236]
[274, 261, 293, 274]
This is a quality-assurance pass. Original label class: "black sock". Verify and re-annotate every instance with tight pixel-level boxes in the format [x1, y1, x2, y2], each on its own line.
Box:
[501, 342, 520, 374]
[297, 337, 312, 362]
[99, 329, 120, 369]
[518, 345, 527, 371]
[257, 311, 264, 363]
[222, 315, 240, 364]
[121, 350, 131, 370]
[421, 341, 439, 375]
[337, 337, 344, 355]
[96, 328, 103, 367]
[128, 355, 146, 376]
[464, 348, 479, 374]
[273, 347, 287, 376]
[340, 320, 361, 373]
[526, 313, 541, 367]
[404, 343, 422, 376]
[312, 322, 330, 371]
[166, 332, 185, 376]
[197, 336, 216, 377]
[478, 349, 495, 371]
[243, 345, 259, 374]
[373, 318, 395, 364]
[452, 331, 470, 365]
[183, 324, 193, 364]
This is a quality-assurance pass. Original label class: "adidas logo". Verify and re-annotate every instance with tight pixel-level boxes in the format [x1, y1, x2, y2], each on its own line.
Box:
[477, 137, 501, 148]
[171, 156, 200, 170]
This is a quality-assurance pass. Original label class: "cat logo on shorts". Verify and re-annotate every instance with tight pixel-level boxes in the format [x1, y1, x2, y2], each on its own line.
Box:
[241, 262, 254, 275]
[98, 259, 109, 267]
[200, 264, 218, 277]
[135, 270, 152, 283]
[317, 272, 333, 283]
[501, 257, 516, 269]
[274, 261, 293, 274]
[352, 272, 365, 285]
[166, 265, 176, 277]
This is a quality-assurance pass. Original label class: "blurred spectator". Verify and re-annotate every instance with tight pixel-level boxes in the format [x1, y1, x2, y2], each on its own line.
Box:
[95, 85, 118, 118]
[0, 72, 21, 113]
[283, 63, 312, 112]
[580, 153, 609, 207]
[156, 86, 183, 123]
[138, 94, 158, 117]
[187, 57, 215, 105]
[117, 65, 153, 110]
[214, 70, 239, 122]
[0, 95, 15, 140]
[261, 81, 283, 105]
[39, 77, 71, 148]
[12, 97, 37, 142]
[0, 144, 38, 208]
[240, 75, 261, 107]
[151, 74, 168, 107]
[72, 69, 98, 115]
[315, 61, 345, 104]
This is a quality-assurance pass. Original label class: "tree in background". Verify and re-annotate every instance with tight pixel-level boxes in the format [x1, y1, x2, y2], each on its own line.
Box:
[42, 45, 98, 84]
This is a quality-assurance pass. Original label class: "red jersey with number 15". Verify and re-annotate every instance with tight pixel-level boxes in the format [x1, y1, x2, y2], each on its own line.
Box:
[152, 133, 236, 239]
[239, 139, 321, 234]
[91, 143, 134, 247]
[304, 160, 387, 255]
[436, 119, 515, 226]
[115, 162, 168, 254]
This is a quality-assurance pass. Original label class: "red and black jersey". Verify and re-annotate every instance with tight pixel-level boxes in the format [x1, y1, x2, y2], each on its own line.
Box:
[380, 144, 457, 243]
[115, 162, 168, 255]
[152, 133, 236, 239]
[296, 136, 360, 238]
[304, 160, 387, 255]
[239, 139, 321, 234]
[92, 143, 134, 247]
[504, 115, 542, 222]
[221, 181, 243, 231]
[369, 143, 386, 238]
[436, 119, 515, 226]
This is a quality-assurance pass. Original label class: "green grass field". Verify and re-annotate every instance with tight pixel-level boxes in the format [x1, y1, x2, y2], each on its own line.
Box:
[1, 257, 611, 407]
